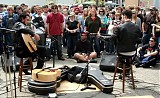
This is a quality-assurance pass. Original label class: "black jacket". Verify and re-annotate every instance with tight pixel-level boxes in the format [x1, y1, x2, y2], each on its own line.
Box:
[111, 21, 141, 52]
[13, 22, 35, 58]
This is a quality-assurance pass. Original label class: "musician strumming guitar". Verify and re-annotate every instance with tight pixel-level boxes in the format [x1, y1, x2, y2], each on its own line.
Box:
[13, 14, 46, 75]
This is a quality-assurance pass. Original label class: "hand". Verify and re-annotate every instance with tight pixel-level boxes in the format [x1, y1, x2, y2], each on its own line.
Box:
[96, 33, 101, 38]
[151, 24, 156, 27]
[144, 54, 149, 57]
[34, 34, 40, 41]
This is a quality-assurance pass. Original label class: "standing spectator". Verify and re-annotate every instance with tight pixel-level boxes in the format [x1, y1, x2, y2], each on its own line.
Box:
[66, 12, 79, 58]
[131, 10, 142, 31]
[31, 6, 46, 46]
[46, 5, 65, 60]
[81, 8, 88, 32]
[62, 8, 69, 47]
[85, 8, 101, 58]
[98, 8, 108, 51]
[142, 6, 158, 45]
[2, 6, 18, 52]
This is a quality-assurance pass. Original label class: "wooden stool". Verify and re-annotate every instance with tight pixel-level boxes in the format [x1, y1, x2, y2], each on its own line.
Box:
[113, 55, 135, 93]
[18, 57, 33, 92]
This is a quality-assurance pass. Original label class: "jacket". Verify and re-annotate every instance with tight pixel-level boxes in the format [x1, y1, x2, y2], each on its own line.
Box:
[111, 21, 141, 52]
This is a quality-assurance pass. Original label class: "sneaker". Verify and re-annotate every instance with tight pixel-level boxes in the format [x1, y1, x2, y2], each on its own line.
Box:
[23, 70, 31, 75]
[58, 57, 65, 60]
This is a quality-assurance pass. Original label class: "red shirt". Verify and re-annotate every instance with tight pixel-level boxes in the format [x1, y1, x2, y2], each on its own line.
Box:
[46, 12, 64, 35]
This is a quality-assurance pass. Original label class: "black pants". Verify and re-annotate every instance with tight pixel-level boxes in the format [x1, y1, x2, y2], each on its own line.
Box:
[24, 45, 46, 69]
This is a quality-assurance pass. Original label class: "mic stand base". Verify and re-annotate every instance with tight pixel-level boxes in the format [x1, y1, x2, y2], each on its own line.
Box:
[81, 83, 96, 91]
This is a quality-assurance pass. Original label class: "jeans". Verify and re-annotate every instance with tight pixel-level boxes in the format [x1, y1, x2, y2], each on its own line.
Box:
[142, 33, 151, 45]
[88, 34, 100, 56]
[67, 35, 78, 57]
[50, 35, 63, 58]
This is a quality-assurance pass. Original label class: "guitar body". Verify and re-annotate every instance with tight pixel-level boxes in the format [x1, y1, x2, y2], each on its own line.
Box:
[32, 68, 61, 82]
[21, 33, 37, 53]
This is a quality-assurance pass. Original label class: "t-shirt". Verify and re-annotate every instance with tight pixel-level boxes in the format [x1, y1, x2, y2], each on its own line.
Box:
[46, 12, 64, 35]
[74, 39, 91, 54]
[66, 20, 79, 35]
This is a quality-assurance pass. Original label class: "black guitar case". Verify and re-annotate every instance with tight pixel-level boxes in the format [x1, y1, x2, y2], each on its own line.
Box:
[99, 53, 117, 72]
[28, 79, 56, 95]
[87, 65, 113, 93]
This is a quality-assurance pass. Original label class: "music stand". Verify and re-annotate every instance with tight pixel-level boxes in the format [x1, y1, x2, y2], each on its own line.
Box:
[81, 58, 96, 91]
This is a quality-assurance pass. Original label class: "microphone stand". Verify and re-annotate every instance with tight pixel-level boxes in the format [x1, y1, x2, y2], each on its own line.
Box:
[81, 58, 96, 91]
[0, 28, 16, 98]
[30, 22, 62, 68]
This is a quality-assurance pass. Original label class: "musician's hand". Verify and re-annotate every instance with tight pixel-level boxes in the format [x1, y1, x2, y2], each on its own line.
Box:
[34, 34, 40, 41]
[151, 24, 156, 27]
[96, 33, 101, 38]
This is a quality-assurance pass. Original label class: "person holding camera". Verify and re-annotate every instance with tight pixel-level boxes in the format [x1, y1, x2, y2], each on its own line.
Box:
[31, 6, 46, 46]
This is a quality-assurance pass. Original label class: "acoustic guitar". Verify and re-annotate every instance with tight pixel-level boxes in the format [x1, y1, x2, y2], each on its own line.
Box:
[32, 68, 61, 82]
[21, 33, 37, 53]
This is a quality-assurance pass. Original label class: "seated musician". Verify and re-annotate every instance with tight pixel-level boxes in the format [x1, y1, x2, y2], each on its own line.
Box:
[13, 13, 46, 75]
[74, 32, 97, 62]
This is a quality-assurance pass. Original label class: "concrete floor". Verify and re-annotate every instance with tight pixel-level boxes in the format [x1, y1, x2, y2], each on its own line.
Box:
[0, 49, 160, 98]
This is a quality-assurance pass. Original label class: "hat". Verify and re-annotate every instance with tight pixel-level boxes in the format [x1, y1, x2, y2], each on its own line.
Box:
[149, 6, 157, 11]
[69, 12, 75, 17]
[81, 32, 88, 36]
[74, 7, 80, 12]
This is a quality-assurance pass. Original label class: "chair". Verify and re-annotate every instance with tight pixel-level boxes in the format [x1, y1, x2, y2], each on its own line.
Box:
[113, 54, 135, 93]
[18, 57, 33, 92]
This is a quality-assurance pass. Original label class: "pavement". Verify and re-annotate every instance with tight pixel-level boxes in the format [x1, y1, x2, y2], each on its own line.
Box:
[0, 48, 160, 98]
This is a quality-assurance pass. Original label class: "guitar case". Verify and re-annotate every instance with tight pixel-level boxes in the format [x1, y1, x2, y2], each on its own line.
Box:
[32, 68, 61, 82]
[99, 53, 117, 72]
[88, 65, 113, 93]
[28, 79, 57, 95]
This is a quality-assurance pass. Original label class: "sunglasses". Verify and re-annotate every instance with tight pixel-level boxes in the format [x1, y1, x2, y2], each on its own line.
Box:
[52, 7, 57, 9]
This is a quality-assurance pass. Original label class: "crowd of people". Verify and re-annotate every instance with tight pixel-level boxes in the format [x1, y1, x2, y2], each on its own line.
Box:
[0, 2, 160, 72]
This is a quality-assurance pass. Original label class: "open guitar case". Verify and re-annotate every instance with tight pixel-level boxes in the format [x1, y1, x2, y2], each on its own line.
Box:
[87, 65, 113, 93]
[78, 64, 113, 93]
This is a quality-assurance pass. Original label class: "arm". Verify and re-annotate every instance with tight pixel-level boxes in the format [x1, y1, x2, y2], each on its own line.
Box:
[144, 50, 158, 57]
[152, 24, 160, 29]
[46, 23, 49, 34]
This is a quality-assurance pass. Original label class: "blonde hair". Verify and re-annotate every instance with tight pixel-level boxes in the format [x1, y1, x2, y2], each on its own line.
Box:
[7, 6, 14, 11]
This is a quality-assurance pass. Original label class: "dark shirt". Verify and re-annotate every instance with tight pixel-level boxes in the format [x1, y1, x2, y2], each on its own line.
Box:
[13, 22, 35, 58]
[66, 20, 79, 35]
[141, 44, 159, 55]
[74, 39, 91, 54]
[143, 13, 157, 34]
[85, 16, 101, 33]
